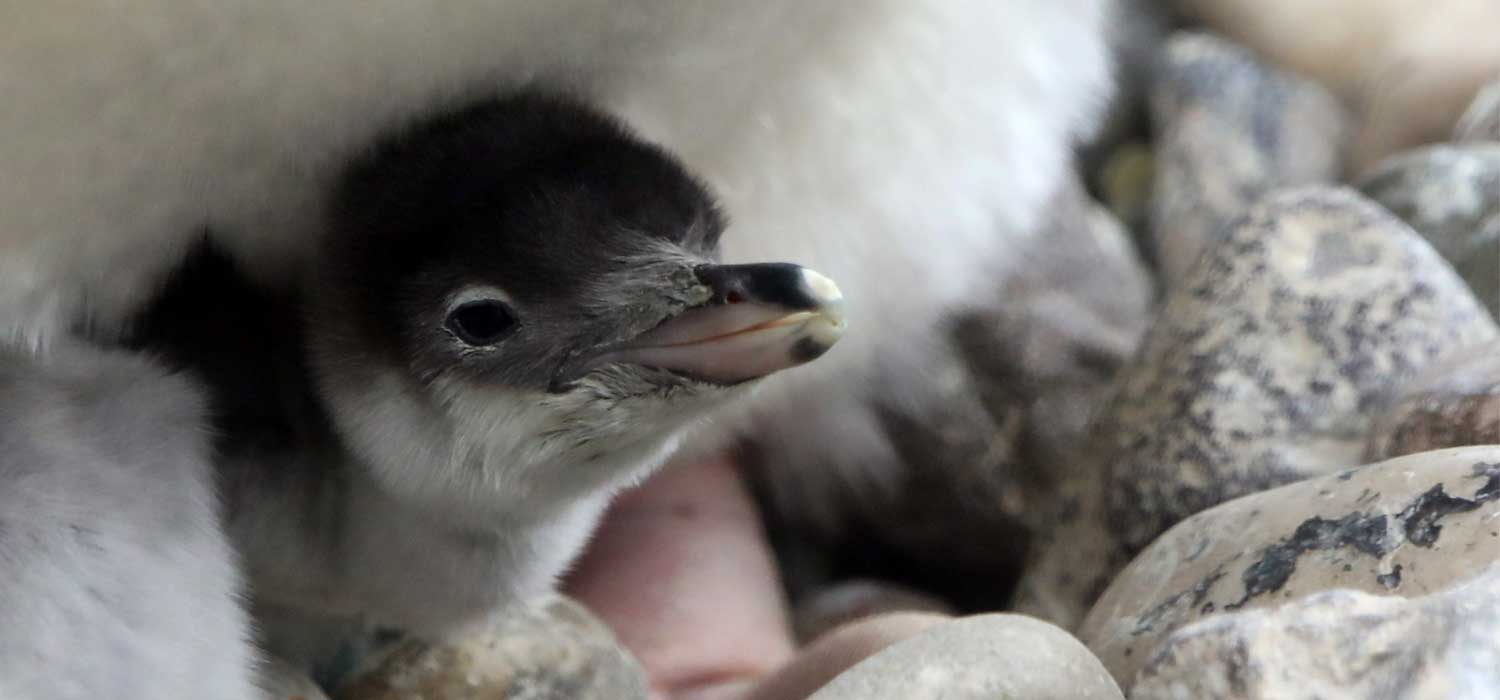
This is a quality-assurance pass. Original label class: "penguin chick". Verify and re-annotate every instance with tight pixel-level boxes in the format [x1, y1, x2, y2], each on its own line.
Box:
[2, 0, 1114, 559]
[131, 91, 845, 664]
[0, 342, 257, 700]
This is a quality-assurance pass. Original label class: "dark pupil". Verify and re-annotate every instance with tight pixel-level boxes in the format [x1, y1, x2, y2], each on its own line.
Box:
[448, 301, 515, 345]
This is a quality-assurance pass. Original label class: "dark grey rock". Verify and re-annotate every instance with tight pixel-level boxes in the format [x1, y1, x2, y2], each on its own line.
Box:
[1132, 557, 1500, 700]
[1081, 446, 1500, 686]
[1358, 144, 1500, 319]
[1149, 32, 1348, 286]
[954, 172, 1153, 487]
[808, 614, 1123, 700]
[799, 172, 1153, 612]
[334, 594, 646, 700]
[1368, 341, 1500, 461]
[1456, 79, 1500, 143]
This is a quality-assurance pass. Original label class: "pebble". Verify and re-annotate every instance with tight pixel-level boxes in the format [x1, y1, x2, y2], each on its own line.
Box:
[334, 594, 647, 700]
[1081, 445, 1500, 684]
[1358, 143, 1500, 319]
[1148, 32, 1347, 286]
[807, 614, 1123, 700]
[1133, 561, 1500, 700]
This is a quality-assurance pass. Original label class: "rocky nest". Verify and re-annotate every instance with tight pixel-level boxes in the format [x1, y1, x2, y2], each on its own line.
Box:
[301, 8, 1500, 700]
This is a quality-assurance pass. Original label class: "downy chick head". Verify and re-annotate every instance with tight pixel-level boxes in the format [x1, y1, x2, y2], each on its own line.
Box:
[309, 91, 845, 518]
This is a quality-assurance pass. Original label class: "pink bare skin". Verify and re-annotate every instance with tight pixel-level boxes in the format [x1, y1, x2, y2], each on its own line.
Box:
[565, 454, 948, 700]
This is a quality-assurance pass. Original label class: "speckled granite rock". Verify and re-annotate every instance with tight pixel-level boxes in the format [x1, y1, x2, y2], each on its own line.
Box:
[1081, 446, 1500, 685]
[1358, 144, 1500, 318]
[1015, 187, 1498, 629]
[260, 657, 330, 700]
[1132, 561, 1500, 700]
[1369, 342, 1500, 461]
[807, 614, 1123, 700]
[334, 594, 646, 700]
[1148, 32, 1348, 286]
[793, 579, 956, 644]
[1111, 187, 1496, 555]
[1455, 79, 1500, 143]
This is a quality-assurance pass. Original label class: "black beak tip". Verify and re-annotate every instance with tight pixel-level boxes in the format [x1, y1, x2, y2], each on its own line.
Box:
[695, 263, 824, 310]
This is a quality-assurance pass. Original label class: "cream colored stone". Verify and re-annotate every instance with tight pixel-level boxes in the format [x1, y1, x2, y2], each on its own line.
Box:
[1080, 446, 1500, 684]
[1170, 0, 1500, 172]
[808, 614, 1123, 700]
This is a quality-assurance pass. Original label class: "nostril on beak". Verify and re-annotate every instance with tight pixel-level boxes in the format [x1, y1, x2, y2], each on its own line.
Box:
[695, 262, 818, 310]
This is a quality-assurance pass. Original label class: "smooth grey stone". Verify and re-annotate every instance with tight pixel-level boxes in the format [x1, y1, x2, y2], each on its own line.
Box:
[1148, 32, 1348, 286]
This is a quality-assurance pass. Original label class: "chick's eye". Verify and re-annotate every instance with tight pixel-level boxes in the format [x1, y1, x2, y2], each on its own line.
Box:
[446, 300, 517, 346]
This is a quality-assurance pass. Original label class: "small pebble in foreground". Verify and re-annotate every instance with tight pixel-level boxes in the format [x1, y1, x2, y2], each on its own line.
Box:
[806, 614, 1123, 700]
[334, 595, 647, 700]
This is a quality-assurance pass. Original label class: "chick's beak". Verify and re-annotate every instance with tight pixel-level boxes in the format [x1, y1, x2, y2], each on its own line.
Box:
[605, 263, 847, 385]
